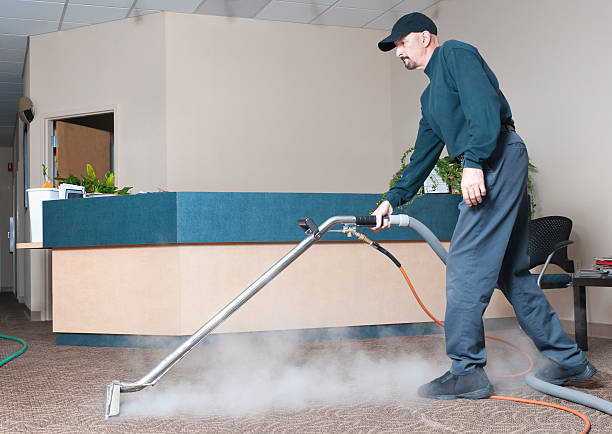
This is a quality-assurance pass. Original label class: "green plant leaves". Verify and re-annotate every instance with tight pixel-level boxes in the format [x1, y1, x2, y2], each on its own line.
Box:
[86, 163, 96, 182]
[105, 172, 114, 188]
[435, 157, 462, 194]
[116, 186, 132, 195]
[54, 163, 131, 196]
[375, 150, 537, 218]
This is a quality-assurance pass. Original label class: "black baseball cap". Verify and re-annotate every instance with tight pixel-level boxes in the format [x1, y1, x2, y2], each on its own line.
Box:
[378, 12, 437, 52]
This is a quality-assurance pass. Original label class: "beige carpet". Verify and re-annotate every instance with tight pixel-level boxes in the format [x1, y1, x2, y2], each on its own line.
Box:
[1, 293, 611, 433]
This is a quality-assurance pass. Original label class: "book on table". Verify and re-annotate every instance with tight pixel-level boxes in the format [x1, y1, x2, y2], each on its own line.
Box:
[577, 269, 609, 277]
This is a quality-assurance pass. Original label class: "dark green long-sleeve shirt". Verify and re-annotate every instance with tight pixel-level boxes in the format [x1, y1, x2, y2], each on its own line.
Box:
[385, 40, 513, 208]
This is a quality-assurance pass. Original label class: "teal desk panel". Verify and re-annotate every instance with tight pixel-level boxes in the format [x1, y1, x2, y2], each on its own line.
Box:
[43, 193, 178, 247]
[43, 192, 461, 247]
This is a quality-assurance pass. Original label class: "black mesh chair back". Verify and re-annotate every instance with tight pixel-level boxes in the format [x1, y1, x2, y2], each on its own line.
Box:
[527, 216, 574, 273]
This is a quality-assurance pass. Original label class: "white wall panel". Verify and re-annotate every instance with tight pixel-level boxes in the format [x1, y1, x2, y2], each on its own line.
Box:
[63, 4, 128, 24]
[0, 0, 64, 21]
[0, 17, 58, 35]
[0, 34, 28, 50]
[257, 1, 327, 23]
[197, 0, 271, 18]
[0, 61, 24, 75]
[136, 0, 200, 13]
[312, 6, 381, 26]
[70, 0, 132, 6]
[0, 48, 26, 62]
[338, 0, 400, 10]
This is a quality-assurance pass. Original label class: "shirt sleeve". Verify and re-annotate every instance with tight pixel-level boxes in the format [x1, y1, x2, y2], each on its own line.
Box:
[447, 48, 501, 169]
[385, 116, 445, 208]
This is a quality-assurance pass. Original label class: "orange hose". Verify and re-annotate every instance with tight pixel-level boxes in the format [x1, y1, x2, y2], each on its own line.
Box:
[398, 265, 590, 433]
[489, 395, 590, 434]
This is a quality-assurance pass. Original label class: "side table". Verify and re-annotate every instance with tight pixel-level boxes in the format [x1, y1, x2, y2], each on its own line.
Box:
[572, 274, 612, 351]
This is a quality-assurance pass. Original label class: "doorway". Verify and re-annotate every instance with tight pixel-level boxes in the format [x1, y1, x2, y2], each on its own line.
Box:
[52, 112, 114, 184]
[39, 111, 114, 321]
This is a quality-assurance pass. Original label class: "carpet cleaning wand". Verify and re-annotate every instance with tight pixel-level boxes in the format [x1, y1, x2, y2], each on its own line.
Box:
[105, 214, 612, 428]
[105, 214, 413, 419]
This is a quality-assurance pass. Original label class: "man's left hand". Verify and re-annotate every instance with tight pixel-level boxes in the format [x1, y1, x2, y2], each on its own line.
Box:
[461, 167, 486, 206]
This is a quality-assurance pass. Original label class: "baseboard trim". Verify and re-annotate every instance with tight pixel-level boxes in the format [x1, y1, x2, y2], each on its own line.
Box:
[560, 320, 612, 340]
[56, 317, 519, 348]
[24, 306, 41, 321]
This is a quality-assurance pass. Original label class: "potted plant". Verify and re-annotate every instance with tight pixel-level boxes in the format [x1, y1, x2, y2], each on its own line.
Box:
[376, 147, 537, 218]
[55, 164, 132, 197]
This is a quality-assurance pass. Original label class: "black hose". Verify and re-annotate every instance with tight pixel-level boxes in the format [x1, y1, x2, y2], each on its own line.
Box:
[371, 241, 402, 268]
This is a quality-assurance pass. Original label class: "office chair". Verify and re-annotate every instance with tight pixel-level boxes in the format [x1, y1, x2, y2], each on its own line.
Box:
[528, 216, 575, 289]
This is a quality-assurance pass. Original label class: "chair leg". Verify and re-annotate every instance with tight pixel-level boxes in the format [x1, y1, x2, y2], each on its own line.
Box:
[573, 284, 588, 351]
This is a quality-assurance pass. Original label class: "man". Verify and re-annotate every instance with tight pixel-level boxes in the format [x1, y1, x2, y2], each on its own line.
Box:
[372, 12, 596, 400]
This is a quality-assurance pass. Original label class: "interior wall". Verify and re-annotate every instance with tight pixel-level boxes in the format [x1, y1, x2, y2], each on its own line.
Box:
[14, 120, 25, 303]
[16, 55, 28, 305]
[0, 147, 14, 289]
[22, 13, 167, 317]
[26, 11, 394, 196]
[164, 13, 393, 194]
[27, 12, 167, 194]
[389, 0, 612, 326]
[390, 38, 430, 166]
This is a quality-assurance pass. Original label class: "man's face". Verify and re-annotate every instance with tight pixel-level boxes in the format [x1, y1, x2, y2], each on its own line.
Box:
[394, 33, 425, 70]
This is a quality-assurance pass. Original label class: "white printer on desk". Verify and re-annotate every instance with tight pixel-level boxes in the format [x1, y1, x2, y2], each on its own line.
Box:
[58, 183, 85, 199]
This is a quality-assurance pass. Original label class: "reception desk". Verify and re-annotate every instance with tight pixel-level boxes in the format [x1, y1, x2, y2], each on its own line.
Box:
[43, 192, 514, 346]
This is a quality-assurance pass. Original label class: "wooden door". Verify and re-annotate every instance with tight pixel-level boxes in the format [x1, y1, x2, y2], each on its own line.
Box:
[55, 120, 111, 181]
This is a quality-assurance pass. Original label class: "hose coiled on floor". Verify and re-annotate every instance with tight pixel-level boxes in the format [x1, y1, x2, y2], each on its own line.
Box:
[525, 373, 612, 415]
[344, 228, 595, 433]
[0, 334, 27, 367]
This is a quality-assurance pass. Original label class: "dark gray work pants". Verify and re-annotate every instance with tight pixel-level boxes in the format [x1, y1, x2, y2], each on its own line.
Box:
[445, 130, 586, 374]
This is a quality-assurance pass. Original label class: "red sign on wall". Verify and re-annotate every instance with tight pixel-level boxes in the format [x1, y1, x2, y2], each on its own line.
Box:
[8, 162, 13, 172]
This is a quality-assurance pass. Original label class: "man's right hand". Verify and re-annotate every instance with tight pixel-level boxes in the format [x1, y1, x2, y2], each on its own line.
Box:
[461, 167, 486, 206]
[371, 200, 393, 232]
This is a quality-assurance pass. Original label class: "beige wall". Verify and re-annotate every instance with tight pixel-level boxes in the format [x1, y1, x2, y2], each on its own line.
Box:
[21, 14, 167, 316]
[164, 13, 393, 194]
[26, 11, 395, 196]
[27, 12, 167, 193]
[390, 0, 611, 326]
[0, 147, 13, 289]
[14, 120, 26, 304]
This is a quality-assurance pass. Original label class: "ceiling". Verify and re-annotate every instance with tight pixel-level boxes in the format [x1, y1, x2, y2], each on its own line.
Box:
[0, 0, 439, 147]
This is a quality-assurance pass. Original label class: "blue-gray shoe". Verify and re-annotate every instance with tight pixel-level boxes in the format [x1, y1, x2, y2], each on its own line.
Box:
[535, 360, 597, 385]
[417, 367, 494, 400]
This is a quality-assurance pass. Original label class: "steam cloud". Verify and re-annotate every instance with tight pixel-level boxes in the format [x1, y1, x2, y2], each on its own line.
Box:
[121, 333, 444, 417]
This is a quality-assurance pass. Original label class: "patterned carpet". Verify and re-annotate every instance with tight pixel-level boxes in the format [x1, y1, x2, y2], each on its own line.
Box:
[1, 292, 611, 433]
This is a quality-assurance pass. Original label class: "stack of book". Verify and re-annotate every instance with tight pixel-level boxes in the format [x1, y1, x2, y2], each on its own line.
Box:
[595, 256, 612, 273]
[577, 256, 612, 277]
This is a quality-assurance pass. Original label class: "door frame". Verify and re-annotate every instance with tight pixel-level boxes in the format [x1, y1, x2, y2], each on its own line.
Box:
[38, 105, 118, 321]
[42, 105, 119, 184]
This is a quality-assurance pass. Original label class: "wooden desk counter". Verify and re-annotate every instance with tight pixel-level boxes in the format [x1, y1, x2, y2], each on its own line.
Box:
[43, 192, 516, 346]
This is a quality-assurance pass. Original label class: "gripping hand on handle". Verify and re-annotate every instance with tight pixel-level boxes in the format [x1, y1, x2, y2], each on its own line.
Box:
[371, 200, 393, 232]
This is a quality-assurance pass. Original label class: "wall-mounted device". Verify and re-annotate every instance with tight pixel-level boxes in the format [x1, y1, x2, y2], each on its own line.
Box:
[58, 183, 85, 199]
[18, 96, 34, 125]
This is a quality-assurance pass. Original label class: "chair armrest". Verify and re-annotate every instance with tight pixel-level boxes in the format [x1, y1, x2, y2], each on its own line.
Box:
[552, 240, 574, 251]
[537, 240, 574, 288]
